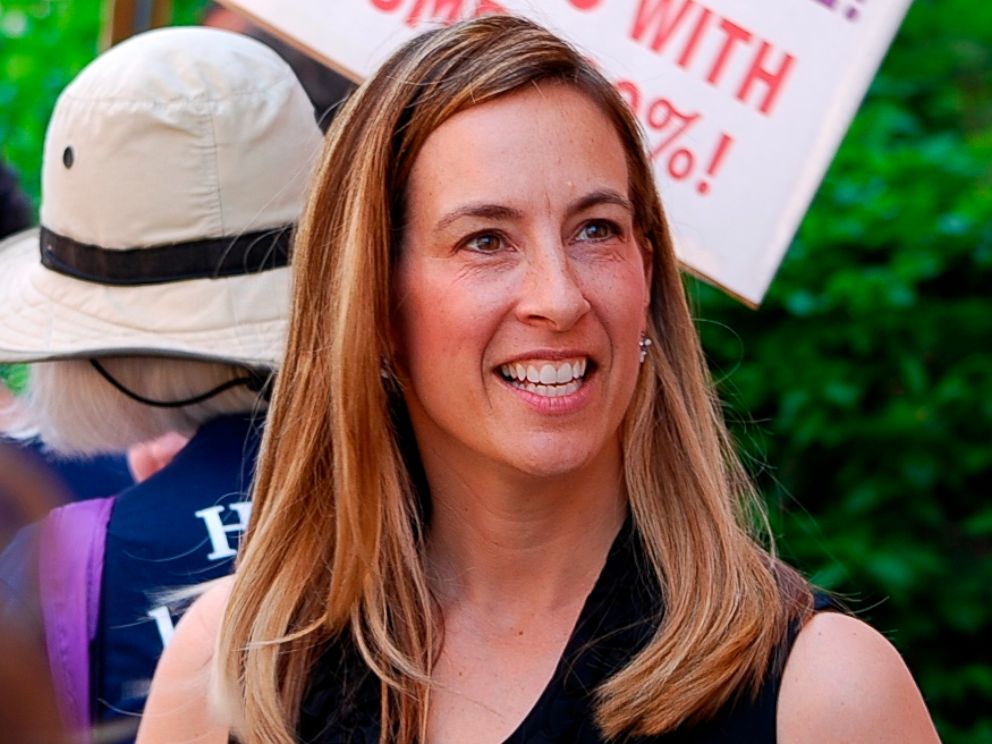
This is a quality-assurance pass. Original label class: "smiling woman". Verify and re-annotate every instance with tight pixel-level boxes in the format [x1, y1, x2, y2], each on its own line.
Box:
[137, 14, 940, 744]
[395, 84, 649, 484]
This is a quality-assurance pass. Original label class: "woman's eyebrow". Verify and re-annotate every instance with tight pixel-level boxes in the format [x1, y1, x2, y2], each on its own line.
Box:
[432, 188, 631, 236]
[567, 188, 633, 217]
[434, 203, 523, 235]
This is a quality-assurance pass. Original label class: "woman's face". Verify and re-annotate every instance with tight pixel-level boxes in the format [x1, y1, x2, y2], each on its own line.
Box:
[393, 83, 651, 482]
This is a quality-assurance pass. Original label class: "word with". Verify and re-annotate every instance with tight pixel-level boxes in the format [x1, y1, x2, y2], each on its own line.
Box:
[629, 0, 796, 117]
[616, 80, 733, 196]
[370, 0, 505, 27]
[811, 0, 866, 22]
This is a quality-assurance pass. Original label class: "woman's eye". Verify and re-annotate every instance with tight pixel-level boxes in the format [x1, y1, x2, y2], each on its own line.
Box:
[463, 232, 504, 253]
[576, 221, 617, 242]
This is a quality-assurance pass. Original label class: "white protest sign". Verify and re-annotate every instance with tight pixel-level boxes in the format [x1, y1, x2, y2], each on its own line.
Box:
[222, 0, 911, 305]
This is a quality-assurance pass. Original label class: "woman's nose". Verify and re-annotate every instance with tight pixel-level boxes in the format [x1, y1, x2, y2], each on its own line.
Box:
[515, 244, 592, 331]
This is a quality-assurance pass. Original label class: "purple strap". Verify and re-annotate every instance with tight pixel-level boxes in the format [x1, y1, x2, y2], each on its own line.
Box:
[38, 496, 115, 739]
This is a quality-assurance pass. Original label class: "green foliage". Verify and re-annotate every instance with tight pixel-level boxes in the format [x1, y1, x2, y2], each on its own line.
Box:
[1, 0, 988, 739]
[689, 0, 992, 739]
[1, 0, 100, 207]
[0, 361, 26, 393]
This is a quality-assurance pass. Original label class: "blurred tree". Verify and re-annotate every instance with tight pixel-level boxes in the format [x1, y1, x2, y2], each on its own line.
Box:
[689, 1, 992, 740]
[0, 364, 27, 394]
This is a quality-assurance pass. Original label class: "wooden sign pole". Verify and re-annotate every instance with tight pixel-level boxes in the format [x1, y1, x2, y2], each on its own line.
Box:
[102, 0, 174, 49]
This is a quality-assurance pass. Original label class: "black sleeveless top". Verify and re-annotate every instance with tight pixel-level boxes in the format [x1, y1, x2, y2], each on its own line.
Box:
[298, 522, 815, 743]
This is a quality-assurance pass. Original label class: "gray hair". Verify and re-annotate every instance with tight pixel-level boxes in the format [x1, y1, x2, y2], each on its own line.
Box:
[6, 357, 268, 456]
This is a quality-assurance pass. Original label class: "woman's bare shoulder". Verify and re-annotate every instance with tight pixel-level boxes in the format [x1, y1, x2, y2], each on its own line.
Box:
[136, 576, 235, 744]
[778, 611, 940, 744]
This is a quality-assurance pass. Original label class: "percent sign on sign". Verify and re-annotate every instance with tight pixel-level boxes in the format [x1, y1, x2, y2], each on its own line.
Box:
[616, 83, 734, 198]
[645, 98, 732, 196]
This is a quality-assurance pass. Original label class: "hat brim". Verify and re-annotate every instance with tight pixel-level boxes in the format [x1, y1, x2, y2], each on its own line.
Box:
[0, 228, 289, 368]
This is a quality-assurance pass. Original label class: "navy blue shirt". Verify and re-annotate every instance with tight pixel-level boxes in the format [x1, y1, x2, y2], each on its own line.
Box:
[39, 442, 133, 502]
[94, 414, 263, 737]
[1, 437, 132, 503]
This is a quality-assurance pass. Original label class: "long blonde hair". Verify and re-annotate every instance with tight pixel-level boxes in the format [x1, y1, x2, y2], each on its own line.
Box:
[221, 15, 811, 742]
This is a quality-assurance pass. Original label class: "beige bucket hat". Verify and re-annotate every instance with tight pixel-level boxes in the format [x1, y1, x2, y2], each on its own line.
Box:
[0, 26, 323, 368]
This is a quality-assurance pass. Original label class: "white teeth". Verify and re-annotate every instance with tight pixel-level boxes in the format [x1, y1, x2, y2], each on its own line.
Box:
[502, 359, 589, 382]
[499, 357, 590, 396]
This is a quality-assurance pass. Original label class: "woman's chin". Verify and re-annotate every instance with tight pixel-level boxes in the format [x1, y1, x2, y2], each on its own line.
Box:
[495, 435, 618, 483]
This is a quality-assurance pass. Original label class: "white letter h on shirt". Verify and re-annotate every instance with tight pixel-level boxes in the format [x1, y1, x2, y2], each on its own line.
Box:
[194, 501, 252, 560]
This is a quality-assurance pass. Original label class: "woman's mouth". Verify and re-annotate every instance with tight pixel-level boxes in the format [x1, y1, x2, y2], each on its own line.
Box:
[498, 357, 590, 398]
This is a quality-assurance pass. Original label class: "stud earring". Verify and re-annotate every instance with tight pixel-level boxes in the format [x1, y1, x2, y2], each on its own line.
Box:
[639, 334, 652, 364]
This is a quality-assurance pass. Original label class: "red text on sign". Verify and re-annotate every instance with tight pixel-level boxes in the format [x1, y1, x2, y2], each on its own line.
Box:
[629, 0, 796, 116]
[371, 0, 507, 27]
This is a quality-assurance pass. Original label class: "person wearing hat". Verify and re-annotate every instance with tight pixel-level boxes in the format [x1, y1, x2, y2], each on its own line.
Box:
[0, 26, 322, 743]
[2, 160, 134, 522]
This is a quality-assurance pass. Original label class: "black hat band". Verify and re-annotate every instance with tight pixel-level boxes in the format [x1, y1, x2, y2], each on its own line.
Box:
[39, 224, 293, 286]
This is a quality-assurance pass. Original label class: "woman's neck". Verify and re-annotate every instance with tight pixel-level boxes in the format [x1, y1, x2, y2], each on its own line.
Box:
[423, 445, 627, 620]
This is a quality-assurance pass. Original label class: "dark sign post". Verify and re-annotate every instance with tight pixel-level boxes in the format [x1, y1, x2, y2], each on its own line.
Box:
[102, 0, 174, 48]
